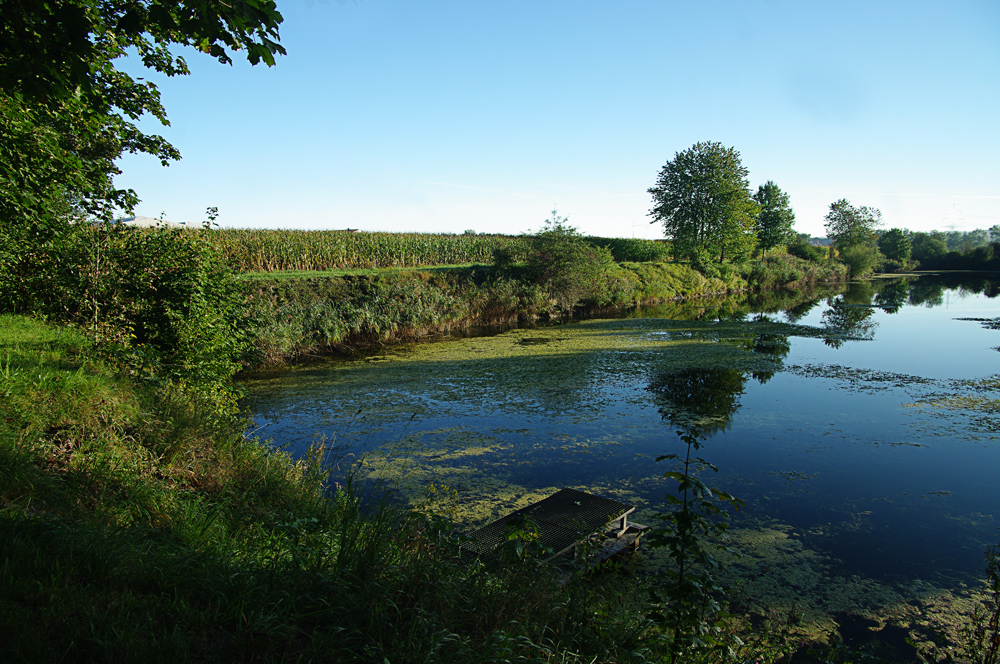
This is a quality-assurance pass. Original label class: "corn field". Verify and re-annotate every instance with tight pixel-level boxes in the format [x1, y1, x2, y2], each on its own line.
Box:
[199, 229, 670, 273]
[201, 229, 527, 272]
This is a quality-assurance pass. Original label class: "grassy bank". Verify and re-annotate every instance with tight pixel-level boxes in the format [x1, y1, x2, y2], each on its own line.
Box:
[0, 225, 857, 662]
[2, 315, 693, 663]
[241, 253, 848, 365]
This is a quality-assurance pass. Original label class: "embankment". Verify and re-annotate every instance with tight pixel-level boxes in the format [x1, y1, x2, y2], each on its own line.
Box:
[241, 254, 848, 366]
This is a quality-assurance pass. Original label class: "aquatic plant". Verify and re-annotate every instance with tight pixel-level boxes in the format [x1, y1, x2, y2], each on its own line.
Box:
[647, 429, 745, 662]
[963, 542, 1000, 664]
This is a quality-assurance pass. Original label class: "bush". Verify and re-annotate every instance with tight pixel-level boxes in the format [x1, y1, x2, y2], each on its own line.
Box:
[522, 211, 628, 311]
[1, 223, 248, 414]
[838, 244, 882, 277]
[879, 258, 910, 273]
[587, 236, 672, 262]
[787, 236, 827, 262]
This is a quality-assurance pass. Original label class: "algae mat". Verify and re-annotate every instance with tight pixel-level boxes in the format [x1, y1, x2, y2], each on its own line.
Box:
[245, 277, 1000, 648]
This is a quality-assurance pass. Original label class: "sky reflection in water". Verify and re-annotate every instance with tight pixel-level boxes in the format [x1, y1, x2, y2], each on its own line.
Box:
[245, 275, 1000, 597]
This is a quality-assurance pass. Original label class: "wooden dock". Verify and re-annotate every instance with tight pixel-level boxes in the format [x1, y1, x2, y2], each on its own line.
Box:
[462, 488, 645, 565]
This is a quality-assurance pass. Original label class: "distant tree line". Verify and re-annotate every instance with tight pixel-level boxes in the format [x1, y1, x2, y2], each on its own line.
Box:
[647, 141, 1000, 276]
[894, 228, 1000, 271]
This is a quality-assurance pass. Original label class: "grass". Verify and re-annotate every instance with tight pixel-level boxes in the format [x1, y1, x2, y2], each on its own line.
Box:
[0, 314, 682, 663]
[237, 254, 849, 368]
[5, 282, 997, 660]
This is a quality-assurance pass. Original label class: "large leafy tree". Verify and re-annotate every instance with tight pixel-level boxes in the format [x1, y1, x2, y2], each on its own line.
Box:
[824, 199, 883, 277]
[0, 0, 285, 308]
[877, 228, 912, 264]
[0, 0, 284, 226]
[648, 141, 759, 263]
[823, 199, 882, 250]
[910, 231, 948, 267]
[752, 180, 795, 257]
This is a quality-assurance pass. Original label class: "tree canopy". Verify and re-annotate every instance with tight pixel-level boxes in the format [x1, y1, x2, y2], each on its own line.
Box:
[648, 141, 759, 263]
[752, 180, 795, 257]
[823, 199, 883, 276]
[0, 0, 286, 306]
[878, 228, 911, 264]
[823, 199, 882, 251]
[0, 0, 285, 226]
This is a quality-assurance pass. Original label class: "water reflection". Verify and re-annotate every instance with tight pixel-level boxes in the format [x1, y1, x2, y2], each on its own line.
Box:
[649, 368, 747, 438]
[244, 273, 1000, 645]
[648, 330, 793, 438]
[872, 279, 909, 314]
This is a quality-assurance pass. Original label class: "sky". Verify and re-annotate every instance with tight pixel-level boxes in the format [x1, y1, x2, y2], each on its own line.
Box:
[116, 0, 1000, 239]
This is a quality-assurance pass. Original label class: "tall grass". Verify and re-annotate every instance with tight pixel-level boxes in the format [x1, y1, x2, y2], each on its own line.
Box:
[0, 315, 670, 662]
[240, 255, 851, 366]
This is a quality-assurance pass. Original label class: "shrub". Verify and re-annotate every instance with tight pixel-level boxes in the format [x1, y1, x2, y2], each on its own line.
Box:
[523, 211, 627, 311]
[787, 236, 827, 262]
[839, 244, 882, 277]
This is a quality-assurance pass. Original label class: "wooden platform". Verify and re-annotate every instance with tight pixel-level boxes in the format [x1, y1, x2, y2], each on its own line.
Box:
[462, 488, 645, 564]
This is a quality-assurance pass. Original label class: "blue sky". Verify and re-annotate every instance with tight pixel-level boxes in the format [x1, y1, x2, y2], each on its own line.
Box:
[117, 0, 1000, 239]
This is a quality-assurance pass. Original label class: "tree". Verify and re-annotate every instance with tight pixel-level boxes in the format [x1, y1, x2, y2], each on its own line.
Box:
[823, 199, 883, 277]
[911, 232, 948, 267]
[878, 228, 912, 264]
[752, 180, 795, 257]
[0, 0, 284, 226]
[823, 199, 882, 251]
[1, 0, 285, 314]
[648, 142, 759, 264]
[787, 233, 826, 262]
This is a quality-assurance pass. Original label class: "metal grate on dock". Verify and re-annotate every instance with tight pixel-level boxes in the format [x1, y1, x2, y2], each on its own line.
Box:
[463, 488, 636, 563]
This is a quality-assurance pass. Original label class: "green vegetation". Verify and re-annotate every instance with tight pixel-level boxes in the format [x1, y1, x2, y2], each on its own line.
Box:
[648, 429, 746, 663]
[520, 210, 628, 310]
[787, 233, 829, 262]
[200, 227, 671, 273]
[241, 250, 846, 365]
[0, 209, 851, 661]
[877, 228, 912, 272]
[649, 141, 760, 264]
[824, 199, 884, 277]
[753, 181, 796, 258]
[208, 228, 532, 271]
[1, 1, 994, 656]
[1, 314, 809, 662]
[909, 229, 1000, 271]
[0, 1, 284, 284]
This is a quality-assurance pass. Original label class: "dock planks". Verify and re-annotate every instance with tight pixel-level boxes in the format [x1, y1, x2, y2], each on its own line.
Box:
[462, 488, 644, 564]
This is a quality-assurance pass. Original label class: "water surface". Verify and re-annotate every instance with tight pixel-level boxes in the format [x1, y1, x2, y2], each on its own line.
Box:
[244, 274, 1000, 634]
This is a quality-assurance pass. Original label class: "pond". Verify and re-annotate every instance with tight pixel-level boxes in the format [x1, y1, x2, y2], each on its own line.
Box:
[244, 273, 1000, 643]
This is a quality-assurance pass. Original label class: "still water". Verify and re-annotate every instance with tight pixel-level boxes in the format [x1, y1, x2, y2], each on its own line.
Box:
[244, 274, 999, 631]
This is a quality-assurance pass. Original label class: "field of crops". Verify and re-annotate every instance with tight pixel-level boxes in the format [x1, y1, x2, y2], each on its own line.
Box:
[204, 229, 671, 272]
[203, 229, 527, 272]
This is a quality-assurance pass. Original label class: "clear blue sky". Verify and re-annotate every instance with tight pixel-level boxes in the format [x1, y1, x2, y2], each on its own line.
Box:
[117, 0, 1000, 239]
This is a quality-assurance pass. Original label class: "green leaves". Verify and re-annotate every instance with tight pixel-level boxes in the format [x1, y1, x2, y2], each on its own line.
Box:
[0, 0, 286, 265]
[878, 228, 912, 264]
[649, 141, 760, 264]
[824, 199, 882, 251]
[521, 210, 622, 311]
[754, 180, 796, 257]
[648, 427, 744, 662]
